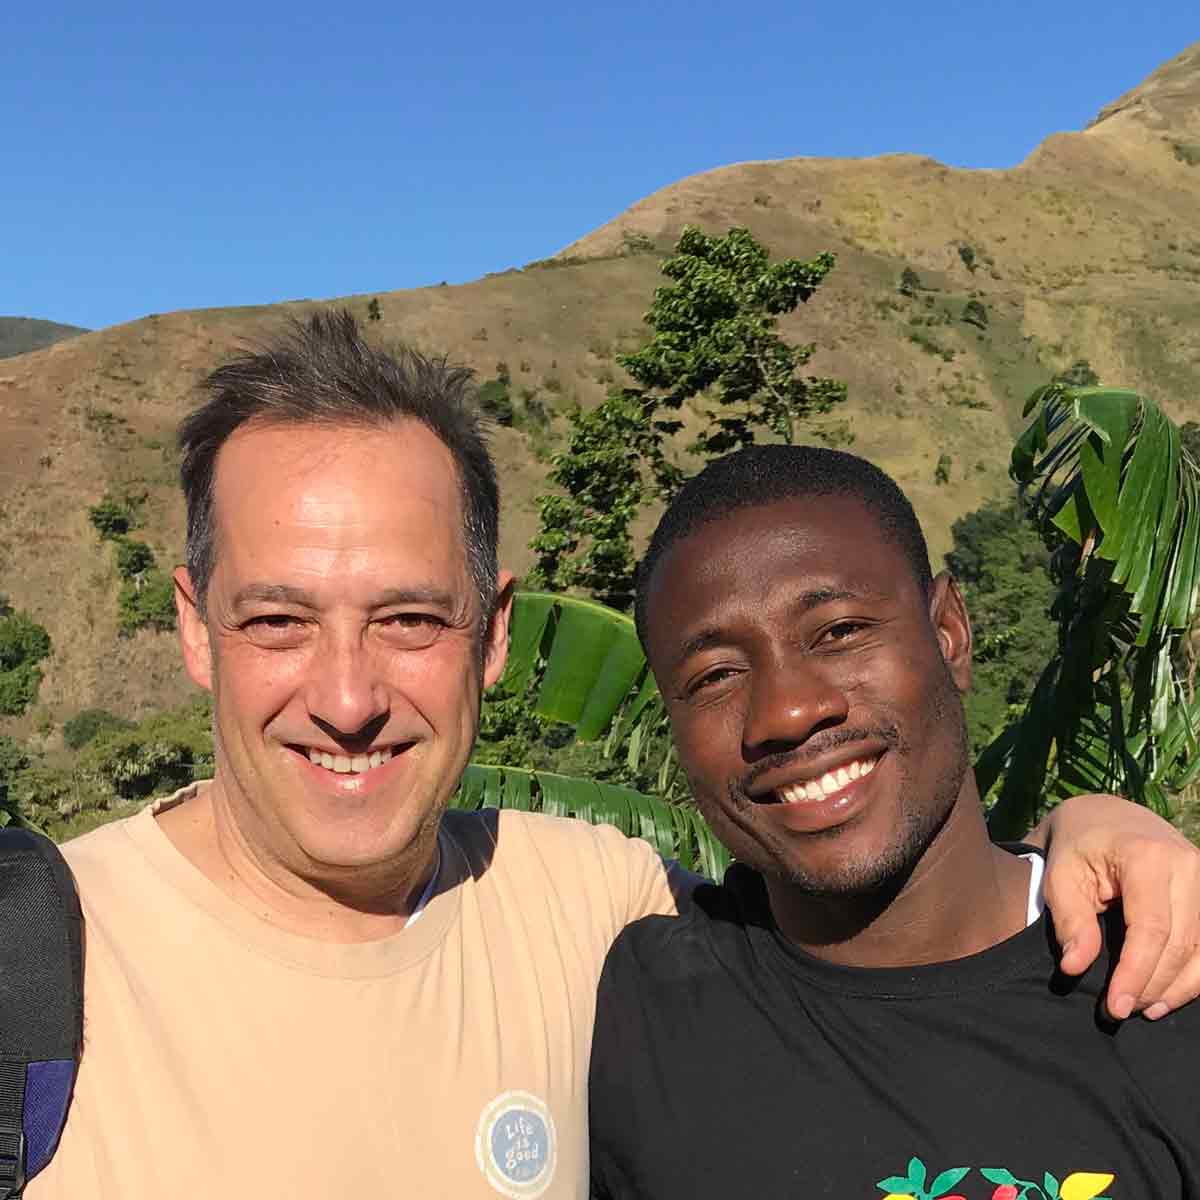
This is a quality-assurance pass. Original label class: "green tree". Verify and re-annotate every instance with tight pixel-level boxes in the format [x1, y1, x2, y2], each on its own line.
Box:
[947, 501, 1057, 755]
[367, 297, 382, 322]
[529, 226, 845, 606]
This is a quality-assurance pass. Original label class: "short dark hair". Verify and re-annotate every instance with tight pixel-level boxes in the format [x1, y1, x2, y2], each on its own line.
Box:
[635, 444, 932, 644]
[179, 309, 499, 619]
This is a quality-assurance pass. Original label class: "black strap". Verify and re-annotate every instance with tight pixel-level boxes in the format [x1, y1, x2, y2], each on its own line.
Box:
[0, 1057, 26, 1199]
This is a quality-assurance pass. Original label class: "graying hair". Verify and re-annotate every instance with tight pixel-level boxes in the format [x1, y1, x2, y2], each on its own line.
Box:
[178, 309, 500, 622]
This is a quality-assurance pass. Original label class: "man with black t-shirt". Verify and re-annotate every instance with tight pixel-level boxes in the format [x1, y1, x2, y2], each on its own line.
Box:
[589, 445, 1200, 1199]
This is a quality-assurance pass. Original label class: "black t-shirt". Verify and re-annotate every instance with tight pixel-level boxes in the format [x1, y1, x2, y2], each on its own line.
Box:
[589, 855, 1200, 1199]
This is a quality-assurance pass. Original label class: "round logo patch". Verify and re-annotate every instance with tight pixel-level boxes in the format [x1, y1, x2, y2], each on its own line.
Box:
[475, 1090, 557, 1198]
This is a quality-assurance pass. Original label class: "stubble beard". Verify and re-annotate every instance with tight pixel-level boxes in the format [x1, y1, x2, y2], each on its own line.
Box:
[722, 674, 972, 900]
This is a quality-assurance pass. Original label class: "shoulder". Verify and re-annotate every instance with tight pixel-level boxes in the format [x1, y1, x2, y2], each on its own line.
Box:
[440, 807, 682, 923]
[59, 808, 147, 885]
[599, 865, 763, 993]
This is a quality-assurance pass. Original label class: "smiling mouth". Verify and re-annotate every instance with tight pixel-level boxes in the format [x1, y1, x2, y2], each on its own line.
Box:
[766, 753, 880, 804]
[289, 744, 412, 776]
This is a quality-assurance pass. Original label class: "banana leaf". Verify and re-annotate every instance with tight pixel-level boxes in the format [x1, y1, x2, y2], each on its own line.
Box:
[452, 763, 729, 878]
[990, 385, 1200, 830]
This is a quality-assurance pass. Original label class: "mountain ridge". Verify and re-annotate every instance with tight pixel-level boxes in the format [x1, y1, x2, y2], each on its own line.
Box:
[1, 42, 1198, 735]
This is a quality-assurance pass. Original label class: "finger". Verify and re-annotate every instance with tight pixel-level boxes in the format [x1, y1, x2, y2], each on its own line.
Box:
[1042, 858, 1104, 977]
[1142, 951, 1200, 1020]
[1105, 908, 1173, 1021]
[1117, 866, 1200, 1014]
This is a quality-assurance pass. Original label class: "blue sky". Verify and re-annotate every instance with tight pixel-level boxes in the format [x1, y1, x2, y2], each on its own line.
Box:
[3, 2, 1196, 332]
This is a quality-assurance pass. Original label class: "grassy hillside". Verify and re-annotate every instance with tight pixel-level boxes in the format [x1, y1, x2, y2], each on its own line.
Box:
[1, 43, 1199, 745]
[0, 317, 87, 360]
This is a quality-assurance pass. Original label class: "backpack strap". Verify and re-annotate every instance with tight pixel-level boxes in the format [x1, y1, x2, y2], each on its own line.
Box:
[0, 1057, 27, 1198]
[0, 830, 84, 1198]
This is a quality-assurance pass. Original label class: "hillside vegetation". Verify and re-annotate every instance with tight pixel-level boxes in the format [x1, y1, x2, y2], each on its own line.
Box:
[0, 42, 1198, 747]
[0, 317, 87, 360]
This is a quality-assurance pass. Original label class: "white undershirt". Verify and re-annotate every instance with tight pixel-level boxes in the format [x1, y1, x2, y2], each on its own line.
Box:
[403, 844, 441, 930]
[1021, 852, 1046, 926]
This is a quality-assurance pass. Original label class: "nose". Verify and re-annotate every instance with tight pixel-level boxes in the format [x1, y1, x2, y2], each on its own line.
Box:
[741, 656, 849, 761]
[303, 632, 390, 742]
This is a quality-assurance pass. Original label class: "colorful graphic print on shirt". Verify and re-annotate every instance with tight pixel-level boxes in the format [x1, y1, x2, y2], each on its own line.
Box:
[877, 1155, 1114, 1200]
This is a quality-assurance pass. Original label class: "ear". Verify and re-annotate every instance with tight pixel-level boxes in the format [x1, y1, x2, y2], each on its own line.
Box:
[928, 570, 972, 693]
[482, 571, 516, 690]
[174, 567, 213, 691]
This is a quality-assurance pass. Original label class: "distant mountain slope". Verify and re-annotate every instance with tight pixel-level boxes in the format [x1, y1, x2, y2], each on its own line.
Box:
[0, 42, 1198, 732]
[0, 317, 88, 360]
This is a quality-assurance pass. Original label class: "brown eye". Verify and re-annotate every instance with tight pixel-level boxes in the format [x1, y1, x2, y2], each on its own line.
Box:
[378, 613, 445, 649]
[242, 615, 308, 646]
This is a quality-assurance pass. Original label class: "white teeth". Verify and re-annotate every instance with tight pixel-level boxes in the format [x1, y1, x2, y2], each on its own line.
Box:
[774, 756, 880, 804]
[303, 746, 395, 775]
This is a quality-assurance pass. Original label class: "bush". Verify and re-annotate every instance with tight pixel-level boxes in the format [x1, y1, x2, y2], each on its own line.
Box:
[958, 244, 977, 273]
[898, 266, 922, 297]
[88, 493, 144, 540]
[63, 708, 135, 751]
[79, 698, 214, 801]
[476, 378, 514, 426]
[1053, 359, 1099, 387]
[934, 453, 952, 486]
[961, 299, 988, 329]
[0, 611, 51, 672]
[0, 665, 45, 717]
[0, 610, 52, 715]
[114, 538, 156, 579]
[117, 570, 176, 635]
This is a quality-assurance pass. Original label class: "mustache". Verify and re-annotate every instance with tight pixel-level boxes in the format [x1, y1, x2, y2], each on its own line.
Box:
[735, 723, 902, 799]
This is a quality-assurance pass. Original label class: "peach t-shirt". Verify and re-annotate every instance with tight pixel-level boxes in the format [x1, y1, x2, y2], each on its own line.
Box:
[29, 789, 682, 1199]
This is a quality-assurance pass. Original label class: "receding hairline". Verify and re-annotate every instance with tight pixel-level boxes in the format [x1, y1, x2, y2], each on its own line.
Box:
[202, 413, 473, 573]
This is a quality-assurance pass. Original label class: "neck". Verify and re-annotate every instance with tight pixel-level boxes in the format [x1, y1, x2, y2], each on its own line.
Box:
[765, 792, 1031, 968]
[156, 777, 440, 942]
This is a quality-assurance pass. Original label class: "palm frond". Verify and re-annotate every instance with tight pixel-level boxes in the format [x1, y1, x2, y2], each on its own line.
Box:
[988, 384, 1200, 833]
[452, 763, 730, 878]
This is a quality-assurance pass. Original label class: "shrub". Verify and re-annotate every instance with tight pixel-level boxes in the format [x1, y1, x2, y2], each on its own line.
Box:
[934, 453, 952, 485]
[117, 570, 176, 635]
[63, 708, 135, 751]
[0, 664, 45, 718]
[114, 538, 156, 579]
[476, 378, 514, 426]
[958, 244, 977, 273]
[1053, 359, 1099, 387]
[961, 299, 988, 329]
[898, 266, 922, 297]
[80, 698, 214, 801]
[0, 610, 52, 715]
[88, 493, 143, 540]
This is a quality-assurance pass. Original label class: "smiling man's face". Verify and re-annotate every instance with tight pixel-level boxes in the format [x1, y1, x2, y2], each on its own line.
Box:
[642, 493, 974, 895]
[175, 418, 510, 887]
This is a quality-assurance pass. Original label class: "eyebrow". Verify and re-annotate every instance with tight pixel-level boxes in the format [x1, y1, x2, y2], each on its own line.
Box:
[670, 587, 862, 669]
[231, 584, 458, 611]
